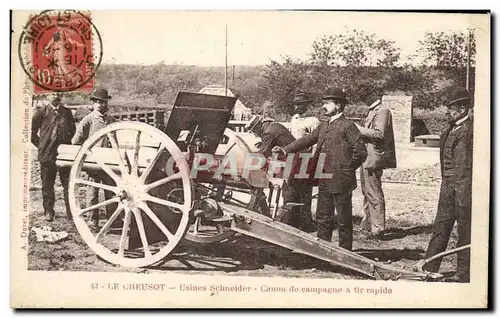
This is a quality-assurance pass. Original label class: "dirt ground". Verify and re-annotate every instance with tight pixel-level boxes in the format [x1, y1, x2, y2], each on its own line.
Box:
[26, 150, 460, 281]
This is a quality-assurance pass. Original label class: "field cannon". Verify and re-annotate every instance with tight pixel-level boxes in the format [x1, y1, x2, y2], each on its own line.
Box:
[56, 92, 448, 281]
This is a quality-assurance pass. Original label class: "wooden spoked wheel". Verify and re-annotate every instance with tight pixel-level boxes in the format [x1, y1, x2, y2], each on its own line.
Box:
[68, 122, 192, 268]
[183, 128, 259, 245]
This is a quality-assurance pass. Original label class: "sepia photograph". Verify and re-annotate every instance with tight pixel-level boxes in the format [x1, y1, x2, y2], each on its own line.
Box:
[10, 9, 490, 308]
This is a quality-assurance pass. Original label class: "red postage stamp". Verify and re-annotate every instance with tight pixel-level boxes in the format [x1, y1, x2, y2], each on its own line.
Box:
[18, 10, 102, 93]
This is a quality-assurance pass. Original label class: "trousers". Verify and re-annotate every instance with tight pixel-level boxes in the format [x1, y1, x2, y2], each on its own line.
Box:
[316, 181, 353, 250]
[423, 177, 471, 282]
[40, 161, 71, 218]
[87, 172, 118, 223]
[280, 178, 315, 232]
[360, 167, 385, 234]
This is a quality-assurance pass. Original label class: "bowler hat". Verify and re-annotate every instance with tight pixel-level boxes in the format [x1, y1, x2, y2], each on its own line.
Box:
[292, 91, 313, 104]
[357, 83, 377, 101]
[90, 88, 112, 101]
[444, 87, 472, 107]
[322, 87, 348, 104]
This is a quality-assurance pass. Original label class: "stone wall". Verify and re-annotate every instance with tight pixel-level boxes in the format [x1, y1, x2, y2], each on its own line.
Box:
[382, 95, 413, 144]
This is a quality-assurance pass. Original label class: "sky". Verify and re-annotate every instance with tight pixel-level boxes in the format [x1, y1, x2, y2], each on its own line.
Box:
[86, 11, 478, 66]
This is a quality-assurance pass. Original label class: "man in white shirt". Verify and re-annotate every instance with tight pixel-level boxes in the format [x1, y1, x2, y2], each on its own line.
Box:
[289, 91, 320, 140]
[288, 91, 320, 232]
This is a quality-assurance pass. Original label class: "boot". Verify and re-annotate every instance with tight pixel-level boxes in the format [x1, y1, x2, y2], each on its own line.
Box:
[275, 206, 293, 225]
[45, 210, 55, 222]
[87, 211, 99, 231]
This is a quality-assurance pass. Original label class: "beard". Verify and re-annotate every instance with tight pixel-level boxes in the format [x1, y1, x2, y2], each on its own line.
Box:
[294, 105, 307, 115]
[97, 106, 109, 114]
[448, 110, 468, 124]
[323, 108, 341, 117]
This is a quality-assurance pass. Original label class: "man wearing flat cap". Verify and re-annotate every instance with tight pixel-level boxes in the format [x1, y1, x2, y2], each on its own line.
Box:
[31, 92, 76, 222]
[273, 87, 367, 250]
[246, 115, 315, 232]
[355, 84, 396, 238]
[72, 88, 118, 229]
[245, 115, 291, 158]
[423, 87, 474, 283]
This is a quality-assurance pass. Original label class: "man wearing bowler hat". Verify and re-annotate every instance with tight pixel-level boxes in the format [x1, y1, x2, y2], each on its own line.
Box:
[289, 90, 320, 140]
[422, 87, 474, 283]
[273, 87, 367, 250]
[289, 90, 320, 230]
[355, 83, 396, 238]
[31, 92, 76, 222]
[72, 88, 118, 229]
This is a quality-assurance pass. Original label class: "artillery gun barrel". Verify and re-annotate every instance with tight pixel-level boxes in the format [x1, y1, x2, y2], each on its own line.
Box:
[56, 144, 162, 174]
[55, 144, 269, 190]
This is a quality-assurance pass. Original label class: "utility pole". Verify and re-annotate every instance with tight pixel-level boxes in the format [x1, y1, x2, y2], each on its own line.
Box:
[232, 65, 235, 84]
[465, 30, 472, 91]
[225, 24, 228, 96]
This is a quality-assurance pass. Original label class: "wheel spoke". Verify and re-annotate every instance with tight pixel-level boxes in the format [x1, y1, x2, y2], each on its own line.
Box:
[144, 172, 182, 191]
[107, 132, 130, 176]
[138, 203, 174, 241]
[132, 130, 142, 176]
[139, 145, 166, 182]
[143, 194, 183, 213]
[118, 209, 132, 258]
[79, 197, 120, 215]
[95, 205, 125, 241]
[75, 178, 118, 193]
[70, 122, 194, 267]
[87, 149, 121, 184]
[192, 217, 201, 235]
[132, 207, 152, 258]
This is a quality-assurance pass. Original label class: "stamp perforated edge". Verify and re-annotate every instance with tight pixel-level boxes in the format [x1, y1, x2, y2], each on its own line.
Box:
[19, 9, 101, 95]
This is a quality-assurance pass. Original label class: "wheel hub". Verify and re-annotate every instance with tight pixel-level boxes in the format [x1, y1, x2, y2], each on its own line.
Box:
[118, 189, 128, 200]
[119, 176, 145, 209]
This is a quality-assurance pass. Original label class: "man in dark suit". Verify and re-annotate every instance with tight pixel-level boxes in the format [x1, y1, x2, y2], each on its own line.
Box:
[355, 84, 397, 238]
[245, 115, 315, 232]
[273, 87, 367, 250]
[423, 87, 474, 283]
[31, 93, 76, 221]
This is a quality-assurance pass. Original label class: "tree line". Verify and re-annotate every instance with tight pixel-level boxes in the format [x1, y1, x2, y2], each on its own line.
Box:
[58, 28, 475, 130]
[233, 28, 476, 120]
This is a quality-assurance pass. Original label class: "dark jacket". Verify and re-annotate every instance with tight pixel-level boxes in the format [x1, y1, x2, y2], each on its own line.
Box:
[31, 104, 76, 163]
[283, 115, 367, 193]
[257, 122, 296, 158]
[439, 117, 473, 195]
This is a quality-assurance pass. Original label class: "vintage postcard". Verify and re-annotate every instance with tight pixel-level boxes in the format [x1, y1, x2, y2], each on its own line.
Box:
[10, 10, 490, 308]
